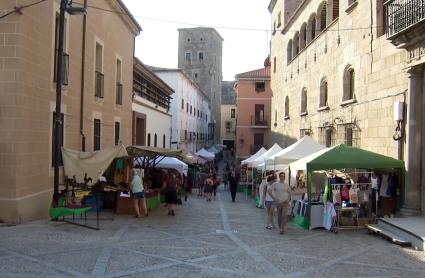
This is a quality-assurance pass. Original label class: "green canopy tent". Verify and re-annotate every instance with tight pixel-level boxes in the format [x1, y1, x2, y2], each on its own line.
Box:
[292, 144, 405, 229]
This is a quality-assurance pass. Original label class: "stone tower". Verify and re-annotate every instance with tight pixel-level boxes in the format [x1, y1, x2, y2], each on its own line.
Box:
[178, 28, 223, 144]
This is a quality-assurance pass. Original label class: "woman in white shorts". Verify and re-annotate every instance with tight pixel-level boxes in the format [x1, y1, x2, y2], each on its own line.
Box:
[264, 175, 276, 229]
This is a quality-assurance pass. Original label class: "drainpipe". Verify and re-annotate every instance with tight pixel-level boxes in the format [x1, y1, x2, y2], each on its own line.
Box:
[79, 0, 87, 151]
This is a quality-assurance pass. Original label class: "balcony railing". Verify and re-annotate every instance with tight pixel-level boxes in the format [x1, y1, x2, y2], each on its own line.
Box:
[95, 71, 104, 98]
[116, 82, 123, 105]
[250, 116, 268, 127]
[385, 0, 425, 38]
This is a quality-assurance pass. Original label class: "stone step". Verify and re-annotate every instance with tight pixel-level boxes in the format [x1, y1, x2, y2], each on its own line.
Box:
[366, 223, 411, 247]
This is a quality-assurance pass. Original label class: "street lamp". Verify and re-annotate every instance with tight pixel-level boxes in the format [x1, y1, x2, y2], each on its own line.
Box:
[53, 0, 86, 205]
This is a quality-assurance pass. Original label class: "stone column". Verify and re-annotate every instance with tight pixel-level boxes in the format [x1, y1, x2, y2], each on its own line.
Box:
[404, 66, 423, 212]
[421, 66, 425, 215]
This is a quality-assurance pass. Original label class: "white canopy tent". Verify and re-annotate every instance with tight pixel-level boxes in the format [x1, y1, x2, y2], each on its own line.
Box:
[135, 156, 188, 175]
[248, 143, 283, 168]
[287, 146, 334, 171]
[207, 146, 221, 154]
[196, 148, 215, 160]
[260, 136, 326, 170]
[241, 147, 267, 165]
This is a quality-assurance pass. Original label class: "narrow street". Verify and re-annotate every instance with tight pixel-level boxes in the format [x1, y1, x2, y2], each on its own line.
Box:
[1, 188, 425, 278]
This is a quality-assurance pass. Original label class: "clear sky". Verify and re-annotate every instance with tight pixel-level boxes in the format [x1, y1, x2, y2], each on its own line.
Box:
[121, 0, 272, 81]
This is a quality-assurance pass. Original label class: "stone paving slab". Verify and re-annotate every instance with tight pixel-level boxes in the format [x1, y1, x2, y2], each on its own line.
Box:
[0, 189, 425, 277]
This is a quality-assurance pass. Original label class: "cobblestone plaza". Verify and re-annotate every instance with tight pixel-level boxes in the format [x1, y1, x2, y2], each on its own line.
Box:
[1, 190, 425, 278]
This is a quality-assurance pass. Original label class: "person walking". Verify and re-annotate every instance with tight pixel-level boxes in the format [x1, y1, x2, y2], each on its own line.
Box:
[268, 172, 291, 234]
[264, 175, 276, 229]
[204, 175, 214, 201]
[212, 173, 220, 199]
[228, 170, 239, 202]
[130, 169, 147, 218]
[163, 171, 178, 216]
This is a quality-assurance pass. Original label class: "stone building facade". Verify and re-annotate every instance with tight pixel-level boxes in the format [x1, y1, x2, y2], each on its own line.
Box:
[132, 58, 173, 148]
[268, 0, 419, 213]
[178, 28, 223, 144]
[235, 66, 272, 161]
[0, 0, 141, 223]
[220, 81, 237, 151]
[384, 0, 425, 215]
[152, 68, 211, 154]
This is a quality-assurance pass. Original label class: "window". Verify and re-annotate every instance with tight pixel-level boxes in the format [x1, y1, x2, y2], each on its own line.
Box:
[198, 52, 204, 61]
[376, 0, 386, 37]
[147, 133, 151, 146]
[154, 134, 157, 147]
[301, 88, 308, 115]
[231, 108, 236, 118]
[273, 57, 276, 72]
[300, 129, 312, 138]
[53, 12, 68, 85]
[284, 96, 289, 118]
[308, 14, 316, 42]
[194, 108, 196, 117]
[194, 73, 198, 79]
[94, 119, 101, 151]
[186, 103, 189, 113]
[273, 21, 276, 35]
[52, 112, 64, 166]
[190, 105, 192, 115]
[114, 122, 120, 146]
[255, 81, 265, 92]
[95, 42, 104, 98]
[319, 3, 328, 32]
[300, 23, 307, 50]
[185, 130, 187, 140]
[319, 127, 334, 147]
[319, 79, 328, 108]
[277, 11, 282, 27]
[226, 121, 231, 133]
[274, 109, 277, 125]
[343, 66, 355, 102]
[293, 32, 300, 56]
[337, 124, 360, 146]
[287, 40, 293, 63]
[185, 52, 191, 62]
[254, 104, 265, 124]
[163, 134, 166, 148]
[333, 0, 340, 20]
[116, 58, 122, 105]
[181, 99, 184, 109]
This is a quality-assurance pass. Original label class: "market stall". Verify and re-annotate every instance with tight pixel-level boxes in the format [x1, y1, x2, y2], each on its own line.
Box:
[289, 144, 405, 230]
[114, 146, 183, 214]
[54, 145, 129, 229]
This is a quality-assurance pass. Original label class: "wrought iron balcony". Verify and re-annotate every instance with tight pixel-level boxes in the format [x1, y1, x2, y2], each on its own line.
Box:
[116, 82, 123, 105]
[385, 0, 425, 45]
[95, 71, 104, 98]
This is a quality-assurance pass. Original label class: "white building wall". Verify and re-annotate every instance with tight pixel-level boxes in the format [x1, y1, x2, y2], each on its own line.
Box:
[155, 71, 211, 153]
[132, 97, 171, 148]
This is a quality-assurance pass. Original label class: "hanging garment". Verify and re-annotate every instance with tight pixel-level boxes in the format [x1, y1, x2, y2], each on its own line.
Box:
[380, 174, 390, 197]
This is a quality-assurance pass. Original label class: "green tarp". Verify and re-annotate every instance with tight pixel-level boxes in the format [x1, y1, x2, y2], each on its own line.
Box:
[307, 144, 404, 172]
[299, 144, 405, 230]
